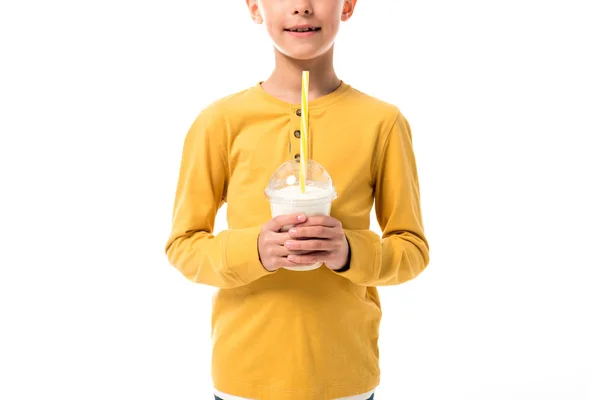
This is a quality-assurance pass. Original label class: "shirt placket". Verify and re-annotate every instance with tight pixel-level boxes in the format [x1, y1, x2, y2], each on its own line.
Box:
[289, 107, 303, 163]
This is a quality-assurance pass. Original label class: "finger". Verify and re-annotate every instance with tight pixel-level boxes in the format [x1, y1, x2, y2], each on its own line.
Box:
[261, 231, 291, 247]
[272, 256, 310, 269]
[294, 215, 340, 228]
[284, 239, 336, 252]
[263, 238, 312, 257]
[288, 225, 337, 239]
[267, 213, 307, 232]
[273, 231, 297, 245]
[268, 244, 290, 258]
[287, 251, 333, 265]
[262, 233, 312, 258]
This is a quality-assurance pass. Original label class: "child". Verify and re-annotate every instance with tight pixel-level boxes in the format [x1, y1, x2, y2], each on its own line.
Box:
[164, 0, 430, 399]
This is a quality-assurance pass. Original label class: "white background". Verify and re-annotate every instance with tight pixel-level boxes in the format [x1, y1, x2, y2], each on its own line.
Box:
[1, 0, 599, 399]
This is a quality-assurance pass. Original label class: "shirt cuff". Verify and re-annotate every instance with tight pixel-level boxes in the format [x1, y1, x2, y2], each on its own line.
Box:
[332, 229, 381, 285]
[225, 226, 275, 284]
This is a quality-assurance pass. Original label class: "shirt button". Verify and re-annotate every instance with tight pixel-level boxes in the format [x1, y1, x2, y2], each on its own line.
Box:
[294, 153, 300, 161]
[296, 109, 302, 116]
[294, 130, 301, 138]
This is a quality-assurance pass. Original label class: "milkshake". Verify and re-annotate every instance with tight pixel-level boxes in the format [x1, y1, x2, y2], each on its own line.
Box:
[265, 160, 337, 271]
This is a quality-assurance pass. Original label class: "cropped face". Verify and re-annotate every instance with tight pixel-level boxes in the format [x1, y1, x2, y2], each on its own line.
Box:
[247, 0, 356, 60]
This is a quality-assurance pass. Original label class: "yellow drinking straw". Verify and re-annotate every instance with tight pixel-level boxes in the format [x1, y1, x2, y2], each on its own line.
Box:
[299, 71, 309, 193]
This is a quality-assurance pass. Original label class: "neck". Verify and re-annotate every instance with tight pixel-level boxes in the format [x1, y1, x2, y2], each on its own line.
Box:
[261, 46, 341, 103]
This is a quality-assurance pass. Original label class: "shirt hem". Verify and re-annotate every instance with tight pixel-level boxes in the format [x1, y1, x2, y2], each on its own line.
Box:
[214, 375, 379, 400]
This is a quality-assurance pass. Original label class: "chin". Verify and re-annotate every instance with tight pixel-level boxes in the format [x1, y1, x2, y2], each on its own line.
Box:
[276, 44, 333, 61]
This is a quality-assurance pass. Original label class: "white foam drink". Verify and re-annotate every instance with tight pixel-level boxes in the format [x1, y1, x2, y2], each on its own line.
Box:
[265, 160, 337, 271]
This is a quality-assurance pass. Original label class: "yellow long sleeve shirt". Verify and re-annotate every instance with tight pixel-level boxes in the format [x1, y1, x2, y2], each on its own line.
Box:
[164, 81, 430, 400]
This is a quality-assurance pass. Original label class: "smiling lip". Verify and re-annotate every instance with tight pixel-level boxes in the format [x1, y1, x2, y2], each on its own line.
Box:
[284, 25, 321, 37]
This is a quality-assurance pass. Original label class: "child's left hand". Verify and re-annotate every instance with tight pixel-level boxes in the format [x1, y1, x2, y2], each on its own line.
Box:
[283, 216, 350, 271]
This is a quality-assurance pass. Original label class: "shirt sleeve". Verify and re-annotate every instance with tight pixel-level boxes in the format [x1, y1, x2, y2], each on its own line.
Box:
[164, 110, 274, 288]
[335, 111, 430, 286]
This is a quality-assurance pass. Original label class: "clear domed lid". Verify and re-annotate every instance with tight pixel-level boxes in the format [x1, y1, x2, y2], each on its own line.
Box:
[265, 159, 337, 203]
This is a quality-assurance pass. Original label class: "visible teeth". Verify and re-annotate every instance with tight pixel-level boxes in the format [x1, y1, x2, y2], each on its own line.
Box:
[290, 27, 316, 32]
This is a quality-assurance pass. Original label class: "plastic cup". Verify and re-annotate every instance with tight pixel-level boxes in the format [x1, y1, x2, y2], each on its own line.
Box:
[265, 159, 337, 271]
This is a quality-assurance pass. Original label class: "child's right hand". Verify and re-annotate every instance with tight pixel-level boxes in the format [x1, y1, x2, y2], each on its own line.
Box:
[258, 213, 307, 271]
